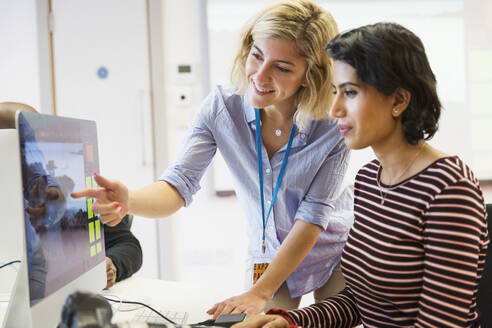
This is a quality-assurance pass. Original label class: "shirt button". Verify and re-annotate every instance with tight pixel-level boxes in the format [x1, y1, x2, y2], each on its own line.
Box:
[267, 200, 271, 205]
[265, 168, 271, 173]
[300, 133, 306, 139]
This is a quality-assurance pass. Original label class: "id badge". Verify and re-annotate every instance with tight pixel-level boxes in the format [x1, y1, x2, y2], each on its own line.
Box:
[253, 263, 269, 284]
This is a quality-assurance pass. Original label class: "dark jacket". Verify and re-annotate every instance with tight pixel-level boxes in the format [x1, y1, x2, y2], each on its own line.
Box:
[104, 215, 143, 282]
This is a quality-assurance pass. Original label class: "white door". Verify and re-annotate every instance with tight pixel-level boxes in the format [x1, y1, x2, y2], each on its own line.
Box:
[50, 0, 159, 278]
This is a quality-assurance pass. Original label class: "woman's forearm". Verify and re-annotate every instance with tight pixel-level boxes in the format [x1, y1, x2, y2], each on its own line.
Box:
[128, 181, 185, 218]
[251, 219, 322, 299]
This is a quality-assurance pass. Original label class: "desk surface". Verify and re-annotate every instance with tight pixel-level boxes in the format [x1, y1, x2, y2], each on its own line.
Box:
[106, 276, 242, 325]
[1, 276, 243, 327]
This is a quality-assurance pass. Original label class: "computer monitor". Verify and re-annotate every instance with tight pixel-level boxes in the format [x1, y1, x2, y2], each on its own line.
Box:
[2, 112, 106, 328]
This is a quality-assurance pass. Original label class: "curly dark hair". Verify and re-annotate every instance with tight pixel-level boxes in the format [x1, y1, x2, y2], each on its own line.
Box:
[325, 22, 441, 145]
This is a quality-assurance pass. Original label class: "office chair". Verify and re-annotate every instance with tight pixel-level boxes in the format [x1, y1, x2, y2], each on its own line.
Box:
[477, 204, 492, 326]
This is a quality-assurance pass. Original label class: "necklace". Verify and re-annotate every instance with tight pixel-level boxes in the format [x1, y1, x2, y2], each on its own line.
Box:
[275, 129, 282, 136]
[377, 143, 426, 205]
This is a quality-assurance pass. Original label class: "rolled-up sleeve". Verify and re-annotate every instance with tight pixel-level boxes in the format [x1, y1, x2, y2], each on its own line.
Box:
[159, 92, 219, 206]
[295, 139, 350, 229]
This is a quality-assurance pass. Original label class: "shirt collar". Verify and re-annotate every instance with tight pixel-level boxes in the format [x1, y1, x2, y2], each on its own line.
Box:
[244, 97, 256, 124]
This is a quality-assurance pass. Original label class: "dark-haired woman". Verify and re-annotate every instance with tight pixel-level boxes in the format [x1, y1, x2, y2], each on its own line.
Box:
[236, 22, 488, 328]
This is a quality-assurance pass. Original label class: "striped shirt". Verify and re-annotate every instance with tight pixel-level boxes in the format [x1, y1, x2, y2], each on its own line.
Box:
[286, 156, 488, 327]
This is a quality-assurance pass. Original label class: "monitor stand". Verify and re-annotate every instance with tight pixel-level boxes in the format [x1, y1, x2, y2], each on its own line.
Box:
[0, 129, 32, 328]
[2, 257, 31, 328]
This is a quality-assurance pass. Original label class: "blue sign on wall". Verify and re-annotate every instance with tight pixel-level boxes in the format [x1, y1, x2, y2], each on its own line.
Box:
[97, 67, 108, 79]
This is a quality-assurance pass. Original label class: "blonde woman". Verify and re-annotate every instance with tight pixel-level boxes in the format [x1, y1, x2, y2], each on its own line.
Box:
[73, 0, 352, 316]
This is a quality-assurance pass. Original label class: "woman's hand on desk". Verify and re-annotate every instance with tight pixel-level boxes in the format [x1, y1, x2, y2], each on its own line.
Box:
[71, 173, 128, 226]
[207, 290, 268, 317]
[232, 314, 289, 328]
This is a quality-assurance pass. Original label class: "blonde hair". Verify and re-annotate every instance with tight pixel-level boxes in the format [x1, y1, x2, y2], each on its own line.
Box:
[230, 0, 338, 128]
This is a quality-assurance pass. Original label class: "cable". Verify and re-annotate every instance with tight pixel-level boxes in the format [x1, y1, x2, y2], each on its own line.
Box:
[104, 296, 177, 325]
[0, 260, 21, 270]
[102, 293, 123, 312]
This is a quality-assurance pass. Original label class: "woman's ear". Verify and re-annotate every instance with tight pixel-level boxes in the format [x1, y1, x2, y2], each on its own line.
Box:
[391, 88, 411, 117]
[300, 77, 308, 88]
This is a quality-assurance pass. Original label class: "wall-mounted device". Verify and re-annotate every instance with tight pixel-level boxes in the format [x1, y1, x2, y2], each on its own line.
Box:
[173, 63, 197, 85]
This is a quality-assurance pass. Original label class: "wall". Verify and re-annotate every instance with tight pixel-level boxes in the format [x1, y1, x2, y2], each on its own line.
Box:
[0, 0, 41, 109]
[207, 0, 492, 186]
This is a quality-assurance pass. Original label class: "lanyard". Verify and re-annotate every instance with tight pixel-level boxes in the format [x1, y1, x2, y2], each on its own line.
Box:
[255, 108, 297, 253]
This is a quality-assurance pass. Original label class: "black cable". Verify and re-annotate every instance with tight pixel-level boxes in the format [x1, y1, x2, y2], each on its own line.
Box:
[104, 296, 177, 325]
[0, 260, 21, 270]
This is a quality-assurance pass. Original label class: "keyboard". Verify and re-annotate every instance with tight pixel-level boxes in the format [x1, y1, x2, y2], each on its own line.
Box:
[132, 307, 189, 325]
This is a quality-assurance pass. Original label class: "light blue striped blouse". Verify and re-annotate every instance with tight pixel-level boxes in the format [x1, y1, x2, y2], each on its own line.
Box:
[160, 85, 354, 297]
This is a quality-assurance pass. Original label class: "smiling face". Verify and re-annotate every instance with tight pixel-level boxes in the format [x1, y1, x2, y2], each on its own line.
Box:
[245, 37, 308, 112]
[330, 60, 401, 150]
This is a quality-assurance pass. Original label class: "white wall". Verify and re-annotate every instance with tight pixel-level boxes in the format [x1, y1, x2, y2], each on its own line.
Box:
[326, 0, 469, 184]
[0, 0, 41, 109]
[207, 0, 492, 186]
[158, 0, 250, 287]
[162, 0, 207, 160]
[1, 0, 164, 280]
[158, 0, 208, 281]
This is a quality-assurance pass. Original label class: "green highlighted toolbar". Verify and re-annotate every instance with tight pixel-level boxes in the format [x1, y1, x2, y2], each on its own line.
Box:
[85, 174, 103, 257]
[88, 222, 95, 243]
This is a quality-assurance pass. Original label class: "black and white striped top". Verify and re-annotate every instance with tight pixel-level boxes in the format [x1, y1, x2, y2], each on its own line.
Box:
[287, 156, 489, 328]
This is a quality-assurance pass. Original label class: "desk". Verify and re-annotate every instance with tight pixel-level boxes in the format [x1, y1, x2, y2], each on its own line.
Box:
[1, 276, 243, 327]
[106, 276, 242, 325]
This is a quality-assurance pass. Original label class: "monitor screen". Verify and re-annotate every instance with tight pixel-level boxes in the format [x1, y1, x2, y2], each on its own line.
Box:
[17, 112, 106, 315]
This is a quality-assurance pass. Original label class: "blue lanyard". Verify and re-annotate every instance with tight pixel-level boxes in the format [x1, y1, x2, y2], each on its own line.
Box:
[255, 108, 297, 253]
